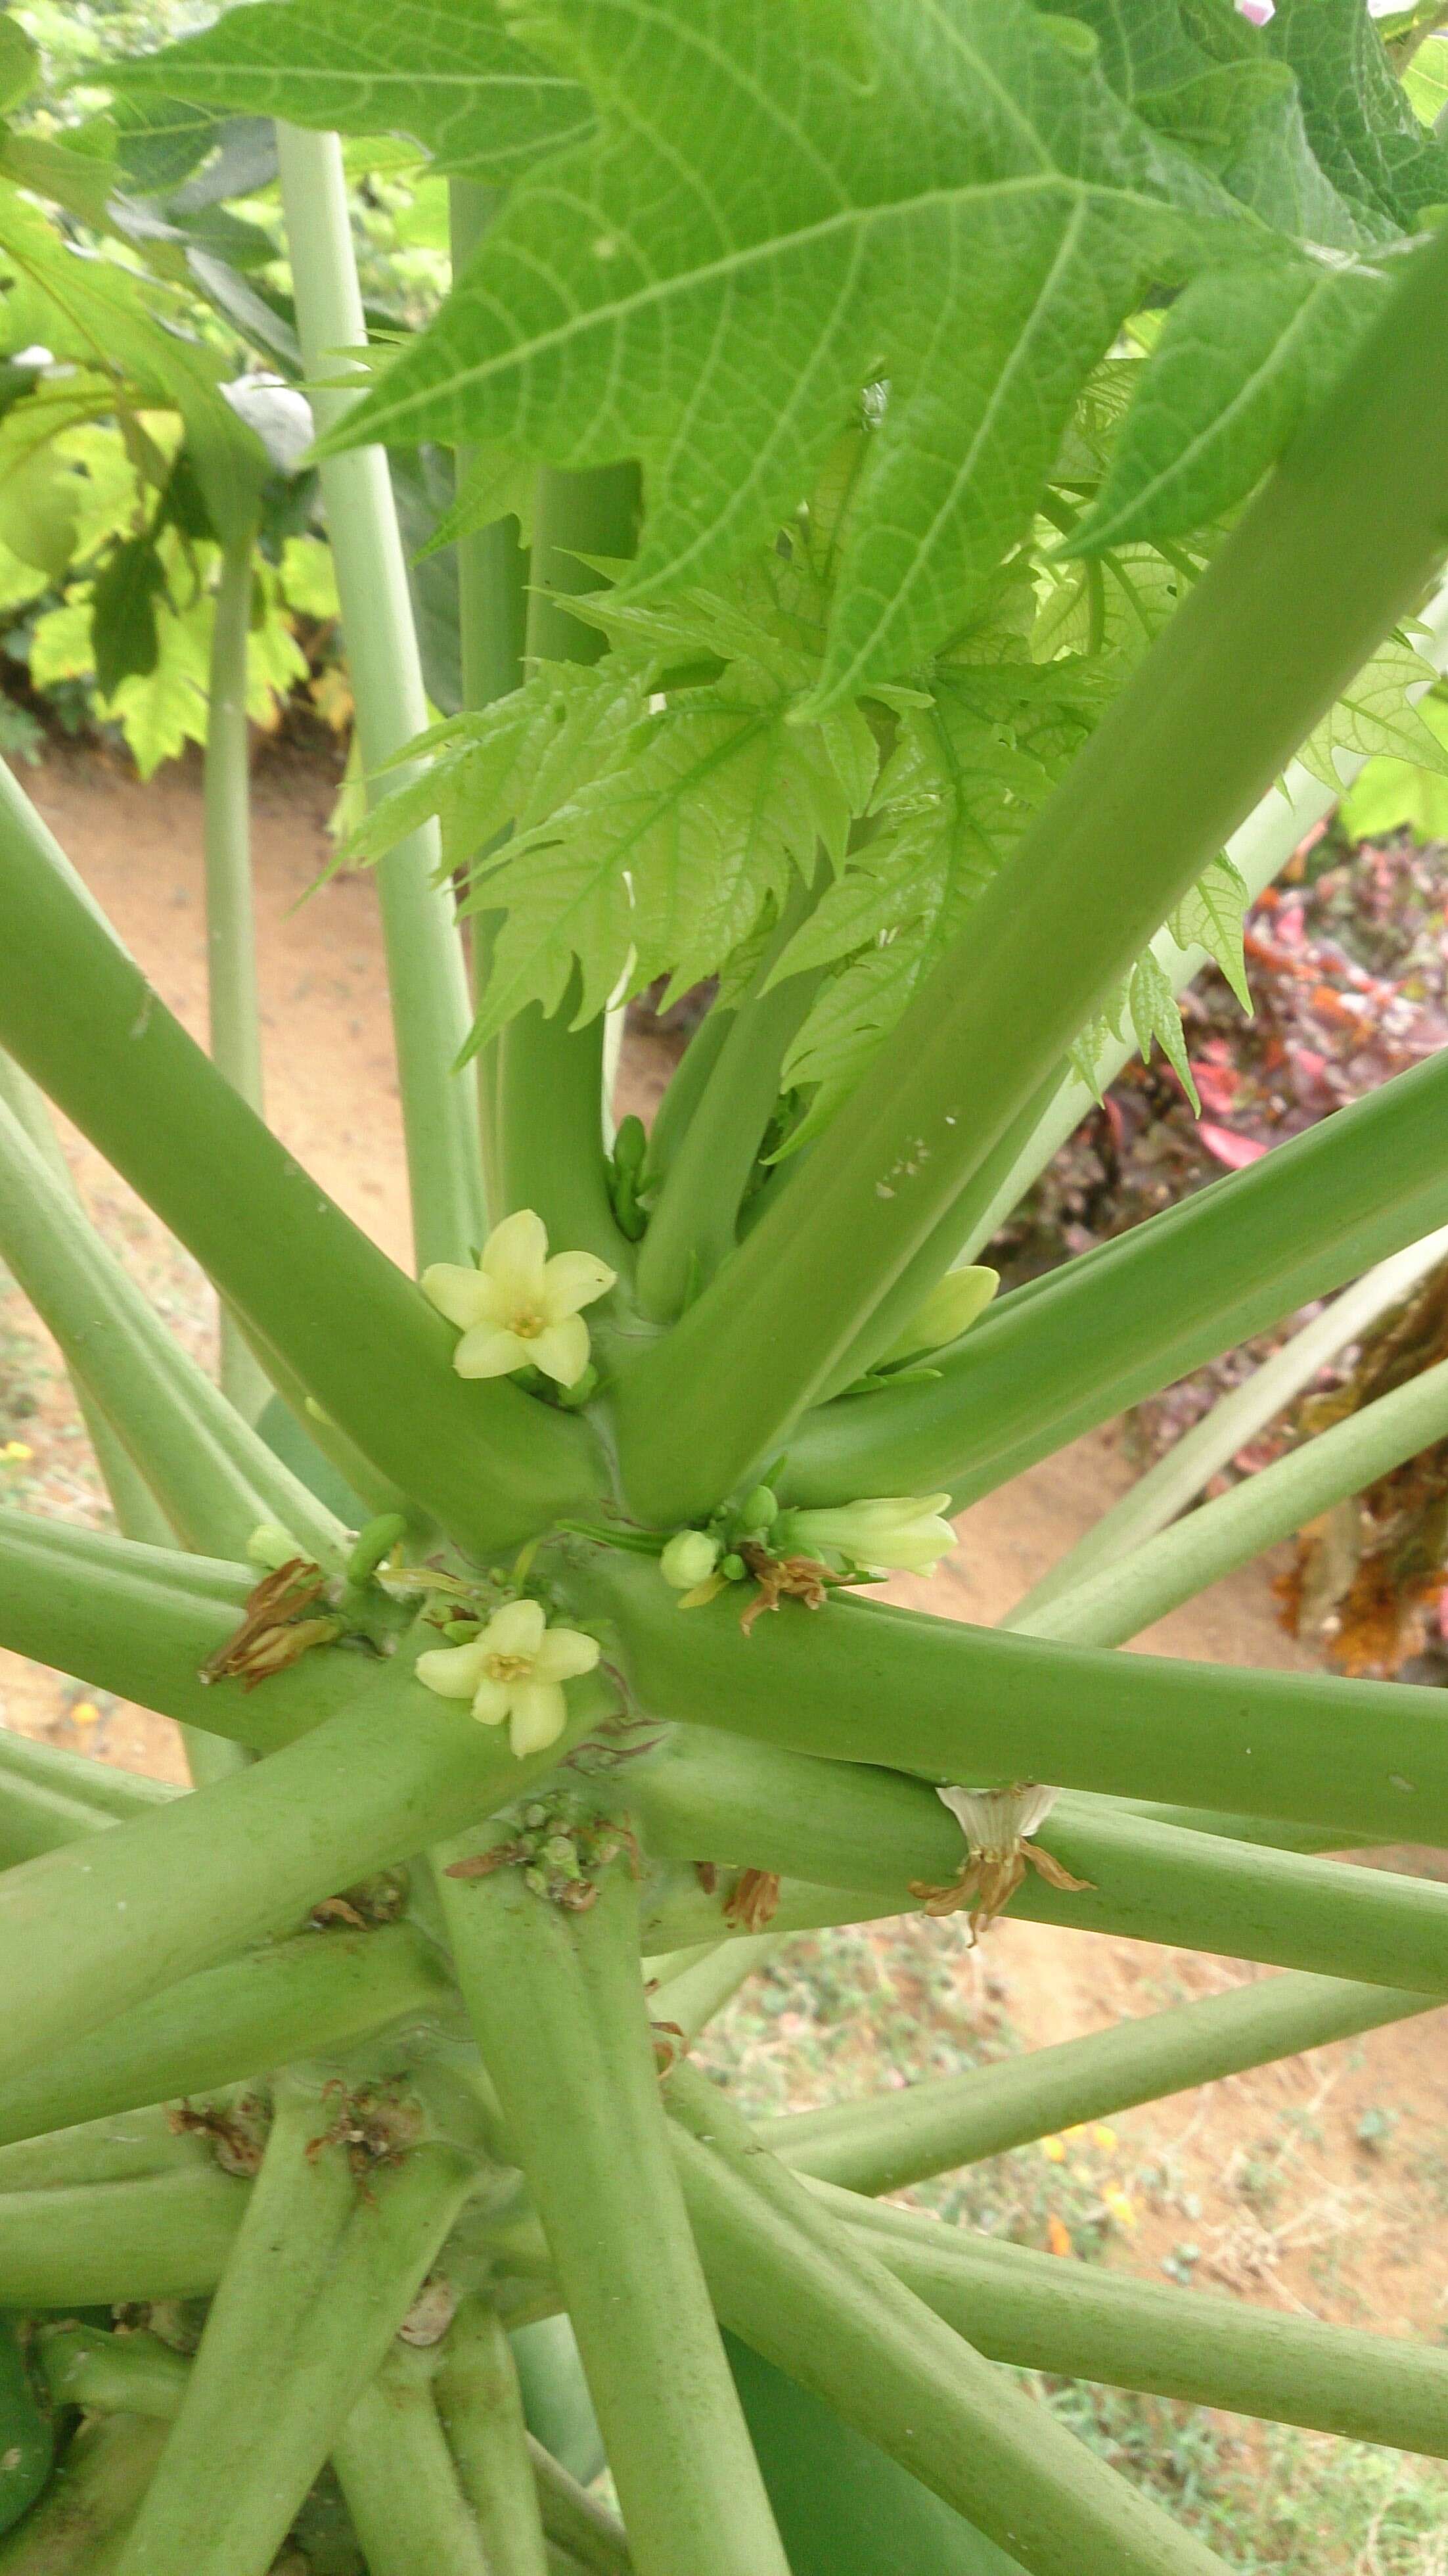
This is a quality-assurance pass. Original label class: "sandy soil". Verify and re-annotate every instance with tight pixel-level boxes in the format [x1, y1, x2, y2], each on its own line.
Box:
[3, 735, 1445, 2355]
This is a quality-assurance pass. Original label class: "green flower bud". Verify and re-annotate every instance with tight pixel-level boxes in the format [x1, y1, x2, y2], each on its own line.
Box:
[738, 1484, 779, 1534]
[661, 1529, 722, 1590]
[789, 1494, 957, 1576]
[719, 1552, 747, 1582]
[880, 1265, 999, 1366]
[246, 1523, 304, 1573]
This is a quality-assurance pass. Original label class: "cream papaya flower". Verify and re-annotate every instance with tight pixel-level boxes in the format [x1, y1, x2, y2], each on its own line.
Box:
[415, 1598, 600, 1757]
[911, 1783, 1092, 1931]
[422, 1209, 615, 1387]
[784, 1493, 957, 1576]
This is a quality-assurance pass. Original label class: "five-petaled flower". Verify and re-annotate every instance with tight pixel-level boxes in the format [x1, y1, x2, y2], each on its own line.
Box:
[422, 1209, 615, 1387]
[415, 1598, 600, 1757]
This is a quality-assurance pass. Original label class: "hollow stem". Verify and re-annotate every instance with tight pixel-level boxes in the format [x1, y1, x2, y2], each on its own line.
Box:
[526, 2438, 634, 2575]
[436, 2296, 551, 2576]
[769, 1968, 1434, 2195]
[449, 177, 528, 1230]
[38, 2324, 191, 2424]
[829, 2186, 1448, 2462]
[203, 526, 271, 1418]
[636, 889, 825, 1322]
[949, 572, 1448, 1266]
[0, 1657, 590, 2096]
[275, 123, 484, 1274]
[336, 2345, 491, 2576]
[1016, 1348, 1448, 1649]
[438, 1845, 791, 2576]
[492, 465, 638, 1266]
[0, 779, 605, 1548]
[580, 1548, 1448, 1845]
[0, 1053, 171, 1549]
[118, 2073, 478, 2576]
[666, 2061, 1227, 2576]
[1014, 1227, 1448, 1619]
[0, 1095, 346, 1566]
[0, 1923, 456, 2150]
[783, 1043, 1448, 1510]
[0, 2416, 170, 2575]
[0, 2163, 245, 2306]
[612, 220, 1448, 1520]
[631, 1722, 1448, 1989]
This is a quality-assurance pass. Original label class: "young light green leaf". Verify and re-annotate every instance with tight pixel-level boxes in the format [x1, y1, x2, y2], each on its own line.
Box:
[1168, 854, 1251, 1010]
[1071, 256, 1390, 553]
[1403, 32, 1448, 127]
[1267, 0, 1448, 227]
[1297, 632, 1448, 789]
[112, 0, 592, 184]
[321, 0, 1273, 709]
[468, 664, 857, 1042]
[0, 18, 37, 117]
[1128, 944, 1200, 1108]
[347, 659, 645, 867]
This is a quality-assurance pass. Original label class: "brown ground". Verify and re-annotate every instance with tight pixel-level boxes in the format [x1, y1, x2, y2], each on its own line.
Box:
[3, 737, 1446, 2368]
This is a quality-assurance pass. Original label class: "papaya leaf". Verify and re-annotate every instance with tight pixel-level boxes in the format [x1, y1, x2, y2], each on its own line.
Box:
[1070, 257, 1390, 553]
[1297, 631, 1448, 789]
[317, 0, 1308, 709]
[0, 185, 266, 545]
[1267, 0, 1448, 227]
[90, 536, 167, 699]
[112, 0, 592, 184]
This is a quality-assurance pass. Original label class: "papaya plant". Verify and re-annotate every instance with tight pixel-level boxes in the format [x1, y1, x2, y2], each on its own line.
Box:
[7, 0, 1448, 2568]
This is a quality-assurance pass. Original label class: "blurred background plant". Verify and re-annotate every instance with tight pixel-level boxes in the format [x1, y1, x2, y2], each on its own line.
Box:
[0, 0, 459, 775]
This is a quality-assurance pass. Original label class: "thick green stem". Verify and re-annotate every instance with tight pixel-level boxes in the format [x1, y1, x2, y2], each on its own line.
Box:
[784, 1044, 1448, 1509]
[438, 1849, 791, 2576]
[275, 123, 484, 1274]
[650, 1934, 779, 2045]
[0, 2102, 213, 2192]
[436, 2297, 551, 2576]
[666, 2062, 1228, 2576]
[769, 1969, 1433, 2195]
[526, 2439, 633, 2576]
[450, 177, 528, 1230]
[0, 2416, 169, 2575]
[0, 1099, 346, 1565]
[0, 2164, 244, 2304]
[829, 2188, 1448, 2462]
[582, 1548, 1448, 1843]
[117, 2075, 477, 2576]
[1018, 1350, 1448, 1648]
[0, 1923, 456, 2149]
[640, 1003, 736, 1195]
[612, 221, 1448, 1520]
[0, 773, 604, 1546]
[635, 885, 825, 1321]
[632, 1726, 1448, 1990]
[0, 1659, 593, 2096]
[0, 1055, 170, 1548]
[0, 1504, 384, 1750]
[492, 465, 638, 1264]
[949, 577, 1448, 1268]
[1016, 1229, 1448, 1619]
[203, 526, 271, 1419]
[38, 2325, 191, 2424]
[336, 2346, 491, 2576]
